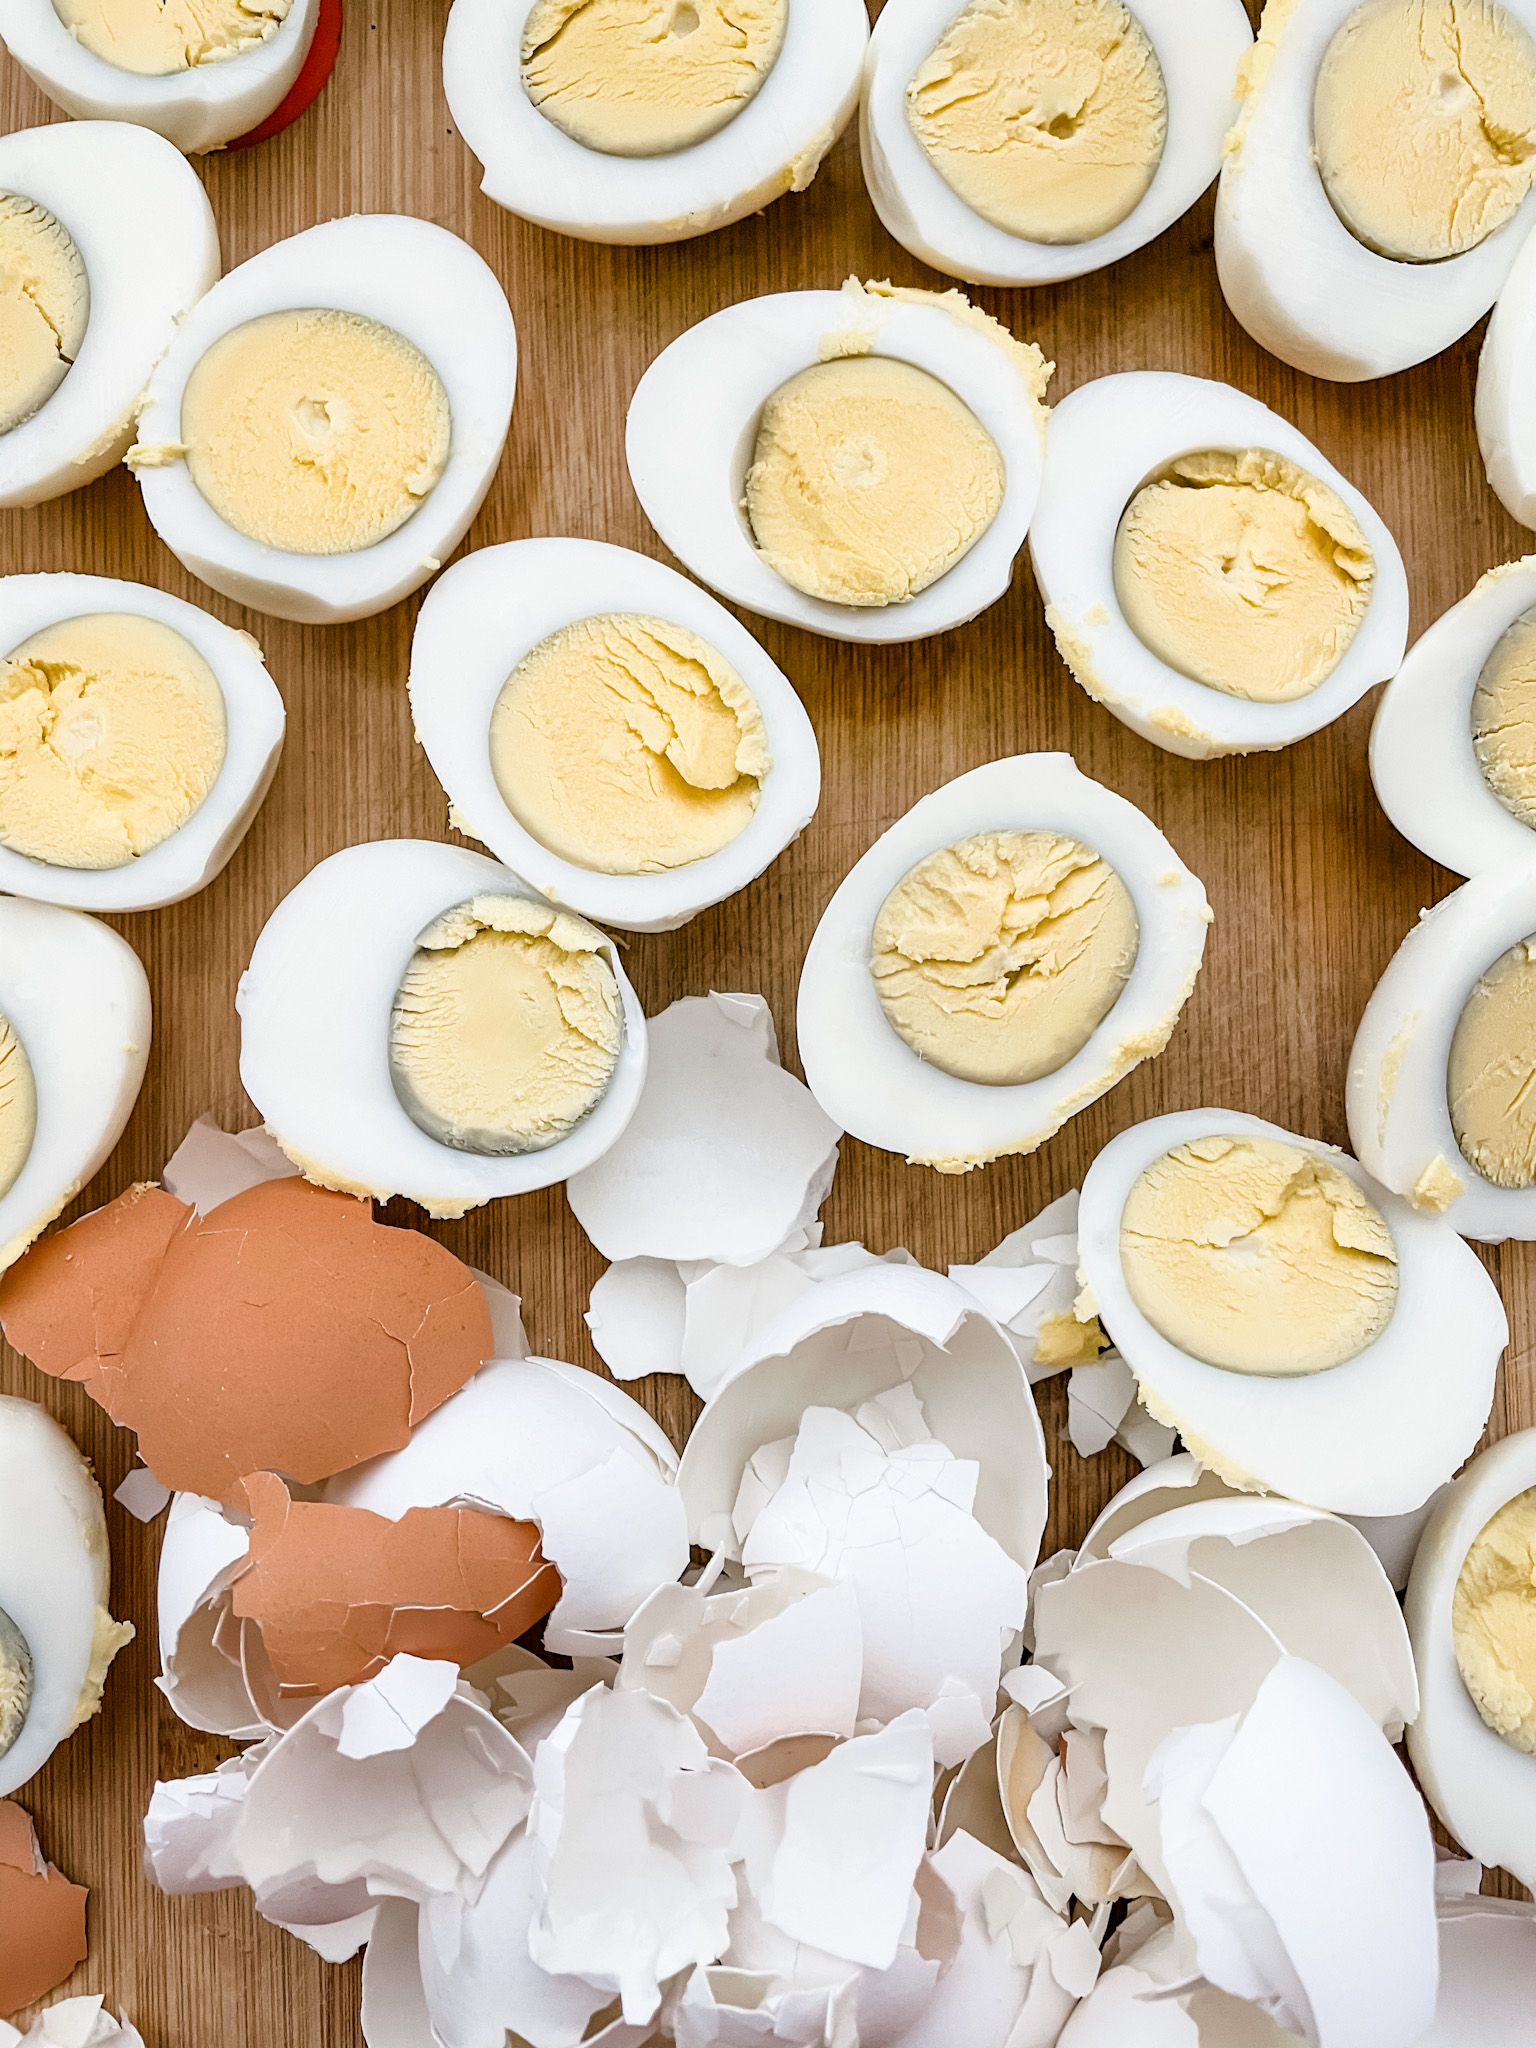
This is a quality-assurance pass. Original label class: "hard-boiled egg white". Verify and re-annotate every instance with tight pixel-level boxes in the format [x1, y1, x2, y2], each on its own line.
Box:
[441, 0, 868, 245]
[796, 753, 1211, 1172]
[131, 215, 515, 625]
[237, 839, 647, 1217]
[0, 572, 284, 913]
[626, 278, 1049, 645]
[1029, 371, 1409, 758]
[861, 0, 1252, 287]
[407, 538, 820, 934]
[0, 121, 218, 510]
[0, 896, 150, 1273]
[1479, 225, 1536, 530]
[1077, 1107, 1508, 1515]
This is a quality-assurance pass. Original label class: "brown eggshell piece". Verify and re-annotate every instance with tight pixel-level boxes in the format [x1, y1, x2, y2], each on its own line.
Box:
[0, 1801, 88, 2018]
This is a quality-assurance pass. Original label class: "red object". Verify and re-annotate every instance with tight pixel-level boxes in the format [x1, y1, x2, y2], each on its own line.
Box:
[228, 0, 344, 152]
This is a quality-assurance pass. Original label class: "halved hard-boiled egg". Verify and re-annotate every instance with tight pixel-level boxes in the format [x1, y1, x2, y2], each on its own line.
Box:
[1076, 1107, 1508, 1514]
[1217, 0, 1536, 381]
[237, 839, 647, 1217]
[130, 215, 515, 625]
[628, 278, 1050, 645]
[0, 895, 150, 1273]
[407, 538, 820, 934]
[862, 0, 1253, 287]
[1030, 371, 1408, 758]
[796, 753, 1210, 1171]
[1479, 225, 1536, 530]
[442, 0, 869, 245]
[0, 120, 218, 509]
[0, 571, 284, 912]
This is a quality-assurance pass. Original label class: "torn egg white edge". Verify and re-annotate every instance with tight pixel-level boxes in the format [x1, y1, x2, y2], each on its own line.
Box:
[1479, 183, 1536, 529]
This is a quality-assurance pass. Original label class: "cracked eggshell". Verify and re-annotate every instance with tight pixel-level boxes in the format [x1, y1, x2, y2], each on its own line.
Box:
[155, 1490, 266, 1741]
[626, 280, 1048, 645]
[0, 1801, 88, 2018]
[0, 1996, 147, 2048]
[132, 215, 514, 625]
[0, 573, 284, 912]
[1423, 1898, 1536, 2045]
[1479, 189, 1536, 528]
[237, 838, 647, 1216]
[798, 754, 1210, 1170]
[1030, 373, 1408, 758]
[0, 121, 219, 509]
[1078, 1108, 1507, 1515]
[409, 540, 820, 934]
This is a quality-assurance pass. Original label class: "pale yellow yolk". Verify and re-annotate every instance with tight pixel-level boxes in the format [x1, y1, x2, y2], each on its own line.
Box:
[0, 1607, 30, 1758]
[389, 894, 622, 1155]
[1473, 607, 1536, 828]
[0, 1008, 36, 1205]
[521, 0, 788, 157]
[906, 0, 1167, 245]
[52, 0, 291, 74]
[1113, 449, 1375, 703]
[0, 613, 226, 870]
[1120, 1135, 1399, 1375]
[180, 309, 451, 556]
[1314, 0, 1536, 263]
[489, 614, 770, 876]
[870, 830, 1139, 1087]
[745, 356, 1006, 609]
[1455, 1484, 1536, 1753]
[1448, 936, 1536, 1188]
[0, 194, 88, 438]
[67, 1607, 134, 1729]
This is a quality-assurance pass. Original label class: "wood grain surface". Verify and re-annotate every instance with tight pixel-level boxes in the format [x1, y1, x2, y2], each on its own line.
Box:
[2, 3, 1532, 2040]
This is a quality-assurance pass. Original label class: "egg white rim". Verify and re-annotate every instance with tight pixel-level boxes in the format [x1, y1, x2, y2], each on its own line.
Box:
[1479, 226, 1536, 530]
[795, 752, 1210, 1168]
[1028, 371, 1409, 758]
[236, 838, 648, 1214]
[860, 0, 1253, 288]
[627, 288, 1047, 645]
[133, 215, 516, 624]
[0, 897, 151, 1272]
[1077, 1107, 1507, 1517]
[407, 538, 821, 934]
[442, 0, 868, 243]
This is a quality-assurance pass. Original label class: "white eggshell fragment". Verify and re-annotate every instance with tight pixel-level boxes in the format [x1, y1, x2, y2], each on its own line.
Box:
[408, 540, 820, 934]
[1480, 207, 1536, 529]
[132, 215, 515, 624]
[155, 1490, 264, 1742]
[1422, 1898, 1536, 2045]
[0, 121, 219, 509]
[0, 1999, 148, 2048]
[1029, 373, 1409, 758]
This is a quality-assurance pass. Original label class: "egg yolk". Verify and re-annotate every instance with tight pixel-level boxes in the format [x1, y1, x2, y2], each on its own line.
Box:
[1113, 448, 1375, 702]
[0, 613, 227, 871]
[389, 895, 622, 1155]
[1453, 1482, 1536, 1754]
[489, 613, 770, 876]
[521, 0, 788, 157]
[179, 308, 451, 556]
[1313, 0, 1536, 263]
[746, 356, 1006, 608]
[906, 0, 1167, 245]
[0, 1007, 36, 1206]
[0, 1603, 30, 1759]
[1120, 1135, 1400, 1375]
[0, 195, 88, 439]
[1472, 606, 1536, 828]
[870, 830, 1139, 1087]
[51, 0, 291, 75]
[1447, 936, 1536, 1188]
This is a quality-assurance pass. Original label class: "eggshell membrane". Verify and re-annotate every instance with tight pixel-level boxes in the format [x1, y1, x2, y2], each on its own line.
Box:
[1076, 1108, 1507, 1514]
[0, 0, 321, 153]
[0, 122, 219, 508]
[1405, 1427, 1536, 1891]
[797, 754, 1210, 1168]
[408, 539, 820, 933]
[0, 898, 150, 1274]
[442, 0, 868, 245]
[861, 0, 1252, 288]
[626, 285, 1047, 645]
[0, 1996, 146, 2048]
[1480, 229, 1536, 528]
[1423, 1899, 1536, 2044]
[0, 1801, 87, 2017]
[156, 1491, 266, 1741]
[133, 215, 515, 625]
[1215, 0, 1536, 381]
[1029, 373, 1409, 758]
[237, 839, 647, 1215]
[0, 572, 285, 911]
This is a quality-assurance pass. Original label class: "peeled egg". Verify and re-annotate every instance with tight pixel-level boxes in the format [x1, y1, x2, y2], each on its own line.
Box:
[0, 120, 218, 510]
[237, 838, 647, 1218]
[626, 278, 1050, 645]
[1480, 225, 1536, 529]
[0, 571, 284, 912]
[861, 0, 1253, 287]
[407, 537, 820, 934]
[130, 214, 515, 625]
[796, 753, 1210, 1172]
[1029, 370, 1409, 758]
[442, 0, 868, 245]
[1076, 1107, 1508, 1515]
